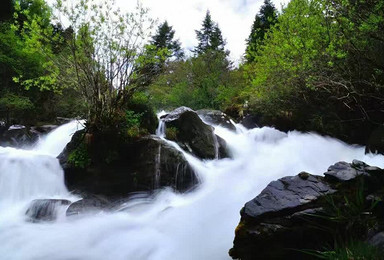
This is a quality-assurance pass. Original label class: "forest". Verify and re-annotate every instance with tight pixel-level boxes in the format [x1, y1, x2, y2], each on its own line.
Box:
[0, 0, 383, 143]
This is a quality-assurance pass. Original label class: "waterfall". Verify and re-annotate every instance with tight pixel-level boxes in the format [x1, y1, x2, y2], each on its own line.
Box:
[33, 120, 85, 157]
[0, 116, 384, 260]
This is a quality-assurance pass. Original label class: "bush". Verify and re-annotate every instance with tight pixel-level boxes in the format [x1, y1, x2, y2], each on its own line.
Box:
[67, 142, 90, 168]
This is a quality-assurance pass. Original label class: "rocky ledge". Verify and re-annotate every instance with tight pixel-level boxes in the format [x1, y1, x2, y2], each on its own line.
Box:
[229, 160, 384, 259]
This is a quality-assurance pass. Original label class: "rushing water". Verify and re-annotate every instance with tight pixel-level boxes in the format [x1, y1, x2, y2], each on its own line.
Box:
[0, 118, 383, 260]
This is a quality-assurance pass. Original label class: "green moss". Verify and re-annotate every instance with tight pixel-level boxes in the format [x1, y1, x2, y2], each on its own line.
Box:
[68, 143, 90, 169]
[165, 126, 178, 140]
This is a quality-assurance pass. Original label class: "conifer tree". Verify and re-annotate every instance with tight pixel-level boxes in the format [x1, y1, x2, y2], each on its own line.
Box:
[194, 10, 227, 55]
[151, 21, 183, 59]
[245, 0, 278, 63]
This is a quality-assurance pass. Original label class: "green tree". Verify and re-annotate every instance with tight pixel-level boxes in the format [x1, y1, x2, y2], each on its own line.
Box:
[194, 10, 227, 55]
[245, 0, 278, 63]
[151, 21, 183, 60]
[243, 0, 384, 142]
[53, 0, 156, 130]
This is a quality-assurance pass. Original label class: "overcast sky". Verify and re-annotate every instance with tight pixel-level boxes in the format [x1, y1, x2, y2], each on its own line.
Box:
[114, 0, 290, 63]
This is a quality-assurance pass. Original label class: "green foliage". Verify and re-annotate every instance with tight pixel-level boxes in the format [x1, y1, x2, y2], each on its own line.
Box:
[151, 21, 183, 60]
[0, 93, 34, 111]
[245, 0, 278, 63]
[149, 50, 242, 111]
[68, 143, 90, 168]
[307, 241, 382, 260]
[194, 10, 228, 56]
[53, 0, 157, 131]
[242, 0, 384, 142]
[165, 126, 178, 140]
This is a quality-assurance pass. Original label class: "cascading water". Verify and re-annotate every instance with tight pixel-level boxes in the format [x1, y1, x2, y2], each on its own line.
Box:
[0, 117, 383, 260]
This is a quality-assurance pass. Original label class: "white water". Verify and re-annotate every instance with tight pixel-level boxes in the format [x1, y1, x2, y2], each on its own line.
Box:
[0, 118, 383, 260]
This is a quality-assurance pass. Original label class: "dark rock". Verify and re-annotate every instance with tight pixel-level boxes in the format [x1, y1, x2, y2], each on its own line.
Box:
[242, 174, 335, 221]
[240, 114, 261, 129]
[197, 109, 236, 131]
[56, 117, 74, 125]
[324, 161, 368, 182]
[60, 133, 198, 198]
[162, 107, 228, 159]
[66, 197, 109, 216]
[0, 125, 39, 148]
[230, 161, 384, 260]
[31, 125, 58, 134]
[368, 232, 384, 250]
[25, 199, 71, 222]
[366, 125, 384, 155]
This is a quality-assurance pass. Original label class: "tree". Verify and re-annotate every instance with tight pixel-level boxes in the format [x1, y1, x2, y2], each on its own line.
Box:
[53, 0, 156, 130]
[151, 21, 183, 60]
[0, 0, 14, 22]
[194, 10, 227, 55]
[245, 0, 278, 63]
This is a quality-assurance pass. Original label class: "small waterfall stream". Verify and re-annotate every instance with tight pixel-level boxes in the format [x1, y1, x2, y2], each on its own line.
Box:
[0, 116, 383, 260]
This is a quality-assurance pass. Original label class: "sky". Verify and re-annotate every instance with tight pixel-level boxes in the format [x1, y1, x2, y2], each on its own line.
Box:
[115, 0, 291, 63]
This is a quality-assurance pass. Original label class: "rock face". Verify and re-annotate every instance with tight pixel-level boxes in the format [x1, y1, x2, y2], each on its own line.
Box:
[61, 134, 198, 198]
[230, 161, 384, 259]
[25, 199, 71, 222]
[162, 107, 228, 159]
[197, 109, 236, 131]
[0, 125, 39, 148]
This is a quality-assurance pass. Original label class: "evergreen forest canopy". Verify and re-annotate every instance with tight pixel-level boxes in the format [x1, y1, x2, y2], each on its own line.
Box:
[0, 0, 383, 144]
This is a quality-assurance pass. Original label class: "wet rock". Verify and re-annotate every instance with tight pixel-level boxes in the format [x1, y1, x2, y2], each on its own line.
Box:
[366, 125, 384, 155]
[242, 174, 335, 221]
[25, 199, 71, 222]
[31, 125, 58, 134]
[162, 107, 228, 159]
[197, 109, 236, 131]
[240, 114, 261, 129]
[66, 197, 109, 216]
[0, 125, 39, 148]
[61, 133, 198, 198]
[230, 161, 384, 260]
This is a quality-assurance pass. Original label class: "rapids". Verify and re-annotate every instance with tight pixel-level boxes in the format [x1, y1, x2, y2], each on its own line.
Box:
[0, 117, 383, 260]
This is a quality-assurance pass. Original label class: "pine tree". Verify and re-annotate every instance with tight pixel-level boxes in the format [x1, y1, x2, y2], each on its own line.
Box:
[245, 0, 278, 63]
[151, 21, 183, 59]
[194, 10, 227, 55]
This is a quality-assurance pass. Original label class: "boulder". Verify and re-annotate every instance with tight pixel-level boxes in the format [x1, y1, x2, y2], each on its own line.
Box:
[60, 133, 198, 198]
[31, 125, 58, 134]
[66, 196, 110, 216]
[162, 107, 228, 159]
[230, 162, 384, 259]
[240, 114, 262, 129]
[0, 125, 39, 148]
[25, 199, 71, 222]
[197, 109, 236, 131]
[366, 125, 384, 155]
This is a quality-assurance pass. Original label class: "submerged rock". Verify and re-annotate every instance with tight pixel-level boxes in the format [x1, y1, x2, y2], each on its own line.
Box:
[66, 196, 110, 216]
[230, 161, 384, 259]
[162, 107, 228, 159]
[25, 199, 71, 222]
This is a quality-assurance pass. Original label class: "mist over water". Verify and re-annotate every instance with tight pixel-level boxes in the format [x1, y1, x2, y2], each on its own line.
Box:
[0, 118, 383, 260]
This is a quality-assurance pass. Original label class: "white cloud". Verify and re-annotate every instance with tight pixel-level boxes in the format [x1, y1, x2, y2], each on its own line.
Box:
[49, 0, 290, 63]
[116, 0, 290, 64]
